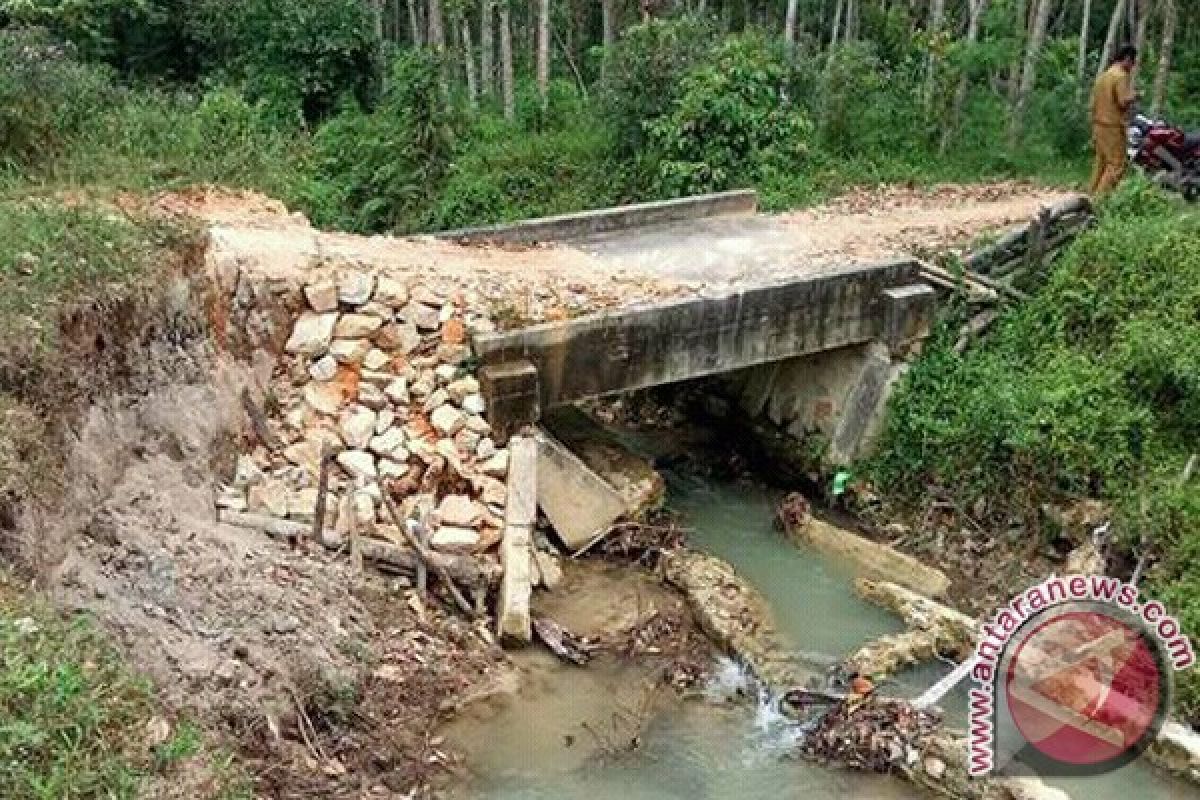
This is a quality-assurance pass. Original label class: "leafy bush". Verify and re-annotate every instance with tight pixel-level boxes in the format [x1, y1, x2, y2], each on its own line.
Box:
[185, 0, 381, 123]
[867, 181, 1200, 719]
[645, 34, 813, 198]
[602, 16, 717, 160]
[297, 52, 455, 233]
[0, 27, 117, 166]
[431, 116, 621, 229]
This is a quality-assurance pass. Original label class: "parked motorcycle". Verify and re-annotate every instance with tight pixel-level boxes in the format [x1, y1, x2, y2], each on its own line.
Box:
[1127, 113, 1200, 202]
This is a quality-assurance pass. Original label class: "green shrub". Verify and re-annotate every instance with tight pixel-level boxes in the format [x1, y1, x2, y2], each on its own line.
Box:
[297, 51, 455, 233]
[867, 182, 1200, 719]
[645, 34, 813, 198]
[0, 27, 117, 167]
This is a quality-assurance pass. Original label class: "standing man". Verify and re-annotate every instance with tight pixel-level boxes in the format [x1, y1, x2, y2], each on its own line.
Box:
[1089, 45, 1138, 196]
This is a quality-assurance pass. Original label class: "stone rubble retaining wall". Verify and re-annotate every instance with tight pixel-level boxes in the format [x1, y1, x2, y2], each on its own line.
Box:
[213, 267, 516, 576]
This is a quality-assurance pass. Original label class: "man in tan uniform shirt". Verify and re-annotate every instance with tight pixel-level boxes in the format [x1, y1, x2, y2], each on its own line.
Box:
[1089, 45, 1138, 196]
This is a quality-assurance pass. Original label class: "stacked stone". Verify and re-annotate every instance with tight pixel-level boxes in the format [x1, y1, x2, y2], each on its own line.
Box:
[216, 270, 510, 555]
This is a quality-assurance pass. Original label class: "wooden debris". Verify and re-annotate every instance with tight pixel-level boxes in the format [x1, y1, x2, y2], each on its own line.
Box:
[239, 387, 282, 452]
[378, 493, 479, 619]
[218, 510, 306, 540]
[532, 616, 596, 665]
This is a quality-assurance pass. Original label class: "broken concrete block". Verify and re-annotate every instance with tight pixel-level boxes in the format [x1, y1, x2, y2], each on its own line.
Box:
[374, 276, 409, 308]
[446, 376, 480, 404]
[431, 525, 481, 551]
[330, 338, 372, 364]
[461, 393, 487, 415]
[402, 301, 440, 332]
[285, 312, 338, 355]
[438, 494, 481, 528]
[248, 479, 289, 518]
[369, 427, 406, 458]
[363, 348, 390, 371]
[533, 550, 563, 590]
[534, 429, 627, 551]
[375, 321, 422, 354]
[304, 382, 344, 415]
[336, 450, 377, 480]
[308, 354, 338, 382]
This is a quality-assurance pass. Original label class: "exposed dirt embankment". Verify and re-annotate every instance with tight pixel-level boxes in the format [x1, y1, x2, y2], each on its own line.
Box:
[2, 218, 511, 798]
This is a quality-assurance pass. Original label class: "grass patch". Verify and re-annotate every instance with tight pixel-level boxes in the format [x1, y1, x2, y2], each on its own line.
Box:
[0, 578, 247, 799]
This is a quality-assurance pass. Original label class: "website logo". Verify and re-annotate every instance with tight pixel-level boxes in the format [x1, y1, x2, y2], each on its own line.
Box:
[968, 575, 1194, 777]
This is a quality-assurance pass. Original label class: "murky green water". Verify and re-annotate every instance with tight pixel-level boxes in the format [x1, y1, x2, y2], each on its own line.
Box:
[448, 460, 1194, 800]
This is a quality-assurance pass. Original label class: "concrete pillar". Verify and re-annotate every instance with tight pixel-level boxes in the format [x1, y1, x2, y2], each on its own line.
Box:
[881, 283, 937, 356]
[496, 435, 537, 644]
[478, 360, 540, 444]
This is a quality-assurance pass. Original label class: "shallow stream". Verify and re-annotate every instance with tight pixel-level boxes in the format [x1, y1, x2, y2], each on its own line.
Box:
[445, 457, 1194, 799]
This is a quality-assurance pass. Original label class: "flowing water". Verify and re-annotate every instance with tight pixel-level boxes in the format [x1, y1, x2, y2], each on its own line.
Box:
[445, 457, 1195, 800]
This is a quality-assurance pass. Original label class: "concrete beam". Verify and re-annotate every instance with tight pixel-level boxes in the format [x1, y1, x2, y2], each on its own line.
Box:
[496, 435, 537, 644]
[436, 190, 757, 245]
[474, 259, 925, 410]
[534, 428, 629, 552]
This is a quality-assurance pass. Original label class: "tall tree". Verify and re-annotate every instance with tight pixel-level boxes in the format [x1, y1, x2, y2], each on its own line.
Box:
[428, 0, 446, 51]
[784, 0, 799, 49]
[1006, 0, 1029, 108]
[941, 0, 991, 152]
[1151, 0, 1177, 113]
[481, 0, 494, 97]
[408, 0, 424, 46]
[1009, 0, 1053, 144]
[500, 1, 515, 120]
[601, 0, 616, 76]
[1098, 0, 1128, 80]
[1131, 0, 1153, 85]
[536, 0, 550, 109]
[1076, 0, 1093, 94]
[923, 0, 947, 113]
[461, 16, 479, 109]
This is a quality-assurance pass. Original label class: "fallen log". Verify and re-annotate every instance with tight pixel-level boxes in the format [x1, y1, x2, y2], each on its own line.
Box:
[847, 579, 978, 680]
[953, 309, 1000, 355]
[354, 536, 496, 588]
[532, 616, 596, 665]
[781, 506, 951, 598]
[378, 493, 479, 619]
[218, 509, 306, 540]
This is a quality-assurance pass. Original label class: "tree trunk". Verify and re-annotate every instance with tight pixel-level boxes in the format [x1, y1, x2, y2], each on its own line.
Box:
[784, 0, 799, 48]
[601, 0, 615, 78]
[428, 0, 446, 51]
[536, 0, 550, 109]
[1075, 0, 1092, 94]
[1097, 0, 1127, 81]
[1150, 0, 1176, 114]
[1006, 0, 1028, 108]
[500, 2, 516, 120]
[408, 0, 423, 46]
[1131, 0, 1152, 85]
[828, 0, 844, 55]
[923, 0, 947, 113]
[1009, 0, 1053, 145]
[481, 0, 494, 97]
[461, 17, 479, 110]
[940, 0, 990, 153]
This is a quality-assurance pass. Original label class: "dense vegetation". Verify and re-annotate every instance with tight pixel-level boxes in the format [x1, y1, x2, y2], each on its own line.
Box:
[871, 178, 1200, 717]
[0, 1, 1197, 234]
